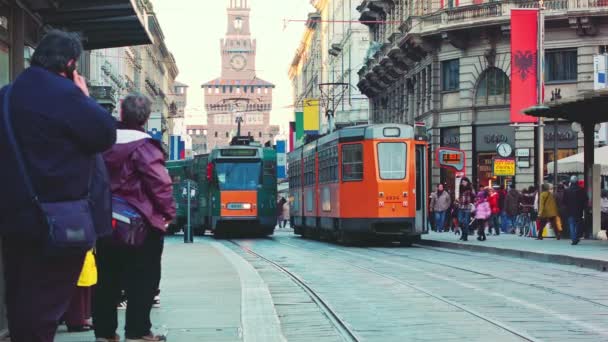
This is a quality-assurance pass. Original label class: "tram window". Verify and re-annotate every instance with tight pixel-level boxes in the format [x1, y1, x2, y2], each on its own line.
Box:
[377, 143, 406, 180]
[342, 144, 363, 181]
[215, 161, 262, 190]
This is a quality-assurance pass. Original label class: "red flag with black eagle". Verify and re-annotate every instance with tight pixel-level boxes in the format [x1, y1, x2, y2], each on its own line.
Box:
[510, 9, 540, 123]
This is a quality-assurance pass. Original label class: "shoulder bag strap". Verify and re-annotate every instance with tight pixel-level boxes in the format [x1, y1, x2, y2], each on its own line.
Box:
[2, 86, 40, 205]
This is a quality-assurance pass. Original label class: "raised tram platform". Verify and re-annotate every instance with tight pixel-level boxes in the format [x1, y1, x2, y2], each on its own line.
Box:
[55, 236, 283, 342]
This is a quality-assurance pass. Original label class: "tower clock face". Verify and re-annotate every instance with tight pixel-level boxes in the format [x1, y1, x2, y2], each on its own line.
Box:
[230, 54, 247, 71]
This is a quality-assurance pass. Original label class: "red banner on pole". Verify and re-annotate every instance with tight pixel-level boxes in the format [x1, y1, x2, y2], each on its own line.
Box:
[510, 9, 539, 123]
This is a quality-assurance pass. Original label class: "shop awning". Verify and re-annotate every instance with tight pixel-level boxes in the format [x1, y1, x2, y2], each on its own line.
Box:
[24, 0, 151, 50]
[547, 146, 608, 176]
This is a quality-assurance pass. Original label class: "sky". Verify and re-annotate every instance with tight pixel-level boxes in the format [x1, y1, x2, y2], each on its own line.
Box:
[153, 0, 315, 136]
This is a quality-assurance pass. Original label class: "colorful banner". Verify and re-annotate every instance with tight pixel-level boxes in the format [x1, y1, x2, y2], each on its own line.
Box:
[170, 135, 185, 160]
[276, 140, 286, 179]
[510, 9, 539, 123]
[289, 121, 295, 152]
[295, 112, 304, 147]
[303, 99, 320, 134]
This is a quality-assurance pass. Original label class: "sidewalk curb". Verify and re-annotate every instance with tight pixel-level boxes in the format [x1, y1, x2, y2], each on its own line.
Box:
[419, 239, 608, 272]
[210, 241, 286, 342]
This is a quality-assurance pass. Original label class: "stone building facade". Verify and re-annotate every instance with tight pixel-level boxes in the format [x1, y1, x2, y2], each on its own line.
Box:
[355, 0, 605, 190]
[290, 0, 371, 136]
[192, 0, 279, 154]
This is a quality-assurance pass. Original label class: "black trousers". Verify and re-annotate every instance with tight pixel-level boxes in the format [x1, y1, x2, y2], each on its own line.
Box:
[93, 229, 164, 339]
[3, 237, 85, 342]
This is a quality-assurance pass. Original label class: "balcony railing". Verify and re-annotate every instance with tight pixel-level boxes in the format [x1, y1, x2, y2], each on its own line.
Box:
[420, 0, 608, 31]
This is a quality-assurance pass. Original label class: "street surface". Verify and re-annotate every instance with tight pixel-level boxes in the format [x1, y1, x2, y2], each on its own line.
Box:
[57, 230, 608, 342]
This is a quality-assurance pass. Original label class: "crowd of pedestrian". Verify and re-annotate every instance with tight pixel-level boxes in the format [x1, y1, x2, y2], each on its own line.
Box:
[0, 30, 175, 342]
[429, 175, 590, 245]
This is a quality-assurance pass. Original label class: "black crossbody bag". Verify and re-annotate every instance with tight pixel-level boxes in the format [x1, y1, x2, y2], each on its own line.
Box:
[2, 85, 96, 252]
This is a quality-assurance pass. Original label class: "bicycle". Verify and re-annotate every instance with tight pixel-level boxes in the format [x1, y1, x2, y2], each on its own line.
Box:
[515, 210, 535, 237]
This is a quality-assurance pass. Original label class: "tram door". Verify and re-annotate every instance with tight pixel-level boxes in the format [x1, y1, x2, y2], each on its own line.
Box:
[415, 145, 428, 233]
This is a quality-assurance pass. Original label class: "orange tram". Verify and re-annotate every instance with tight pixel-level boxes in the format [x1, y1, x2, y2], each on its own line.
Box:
[287, 124, 429, 245]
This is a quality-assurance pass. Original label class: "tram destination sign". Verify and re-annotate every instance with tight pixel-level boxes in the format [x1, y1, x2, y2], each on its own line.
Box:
[220, 149, 257, 157]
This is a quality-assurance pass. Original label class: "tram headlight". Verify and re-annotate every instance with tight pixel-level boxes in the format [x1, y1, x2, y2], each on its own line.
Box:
[242, 203, 252, 210]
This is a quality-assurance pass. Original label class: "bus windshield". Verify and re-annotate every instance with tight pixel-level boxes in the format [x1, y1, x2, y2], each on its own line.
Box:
[215, 161, 262, 190]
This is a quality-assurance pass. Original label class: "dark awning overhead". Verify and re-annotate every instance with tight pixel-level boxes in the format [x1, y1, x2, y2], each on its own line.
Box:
[523, 89, 608, 124]
[24, 0, 151, 50]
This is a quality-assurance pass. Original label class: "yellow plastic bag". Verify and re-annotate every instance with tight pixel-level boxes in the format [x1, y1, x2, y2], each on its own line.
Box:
[77, 250, 97, 287]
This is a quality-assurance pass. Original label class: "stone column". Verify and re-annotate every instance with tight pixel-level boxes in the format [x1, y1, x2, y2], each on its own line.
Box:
[515, 126, 535, 190]
[459, 126, 473, 179]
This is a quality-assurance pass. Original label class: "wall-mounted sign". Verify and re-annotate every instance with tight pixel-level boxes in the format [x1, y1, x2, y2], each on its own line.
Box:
[436, 147, 466, 172]
[475, 126, 515, 152]
[493, 158, 516, 176]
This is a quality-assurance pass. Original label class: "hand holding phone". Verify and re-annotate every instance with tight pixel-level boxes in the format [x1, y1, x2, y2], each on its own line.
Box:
[73, 70, 90, 97]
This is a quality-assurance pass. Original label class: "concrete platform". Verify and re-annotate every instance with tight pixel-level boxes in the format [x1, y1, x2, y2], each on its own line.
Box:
[420, 231, 608, 271]
[55, 236, 283, 342]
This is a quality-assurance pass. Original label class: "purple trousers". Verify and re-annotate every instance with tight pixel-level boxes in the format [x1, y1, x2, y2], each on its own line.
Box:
[2, 237, 85, 342]
[63, 286, 92, 327]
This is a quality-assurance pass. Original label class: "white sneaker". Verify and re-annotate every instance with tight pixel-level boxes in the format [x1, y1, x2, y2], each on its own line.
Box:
[153, 295, 160, 308]
[117, 300, 127, 310]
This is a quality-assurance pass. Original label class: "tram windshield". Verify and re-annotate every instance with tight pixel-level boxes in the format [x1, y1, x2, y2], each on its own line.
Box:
[215, 161, 262, 190]
[377, 142, 407, 180]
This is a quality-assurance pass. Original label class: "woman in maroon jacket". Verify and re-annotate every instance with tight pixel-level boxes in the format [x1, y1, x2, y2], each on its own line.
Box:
[93, 94, 176, 342]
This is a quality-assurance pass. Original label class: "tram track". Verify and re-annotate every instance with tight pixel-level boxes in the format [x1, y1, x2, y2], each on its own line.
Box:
[226, 239, 361, 342]
[365, 246, 608, 310]
[270, 238, 539, 342]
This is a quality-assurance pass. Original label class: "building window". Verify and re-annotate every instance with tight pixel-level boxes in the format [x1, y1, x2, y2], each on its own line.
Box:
[546, 49, 577, 82]
[342, 144, 363, 181]
[441, 59, 459, 91]
[195, 129, 200, 135]
[259, 132, 262, 138]
[475, 67, 510, 106]
[247, 131, 251, 136]
[215, 131, 218, 137]
[215, 87, 219, 94]
[226, 132, 229, 138]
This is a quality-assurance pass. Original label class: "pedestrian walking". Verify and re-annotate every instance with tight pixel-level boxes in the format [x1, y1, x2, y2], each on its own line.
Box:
[430, 183, 451, 233]
[281, 198, 290, 228]
[488, 186, 500, 235]
[564, 175, 588, 245]
[554, 183, 568, 236]
[0, 30, 116, 342]
[94, 94, 176, 342]
[504, 184, 520, 233]
[519, 188, 536, 236]
[537, 183, 560, 240]
[474, 191, 491, 241]
[277, 197, 286, 228]
[456, 177, 475, 241]
[62, 250, 97, 332]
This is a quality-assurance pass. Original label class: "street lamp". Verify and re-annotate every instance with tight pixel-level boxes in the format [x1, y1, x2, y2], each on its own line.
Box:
[537, 0, 545, 190]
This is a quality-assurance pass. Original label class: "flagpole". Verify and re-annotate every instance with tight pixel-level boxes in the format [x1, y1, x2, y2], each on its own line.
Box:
[537, 1, 545, 190]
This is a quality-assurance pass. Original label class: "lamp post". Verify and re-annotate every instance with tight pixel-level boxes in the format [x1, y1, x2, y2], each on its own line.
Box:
[537, 0, 545, 190]
[550, 88, 561, 185]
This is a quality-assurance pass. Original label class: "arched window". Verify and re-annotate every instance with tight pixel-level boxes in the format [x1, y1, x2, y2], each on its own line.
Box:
[475, 67, 510, 106]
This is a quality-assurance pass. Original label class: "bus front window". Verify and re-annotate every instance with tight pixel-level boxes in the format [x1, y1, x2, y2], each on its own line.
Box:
[215, 161, 262, 190]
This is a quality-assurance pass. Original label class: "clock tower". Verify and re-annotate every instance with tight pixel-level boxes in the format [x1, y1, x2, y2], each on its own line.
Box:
[198, 0, 279, 152]
[221, 0, 256, 80]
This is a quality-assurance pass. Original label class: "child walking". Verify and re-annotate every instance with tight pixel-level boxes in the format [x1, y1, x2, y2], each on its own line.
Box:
[475, 190, 491, 241]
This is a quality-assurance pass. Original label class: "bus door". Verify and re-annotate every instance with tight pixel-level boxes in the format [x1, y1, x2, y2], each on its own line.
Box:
[415, 144, 428, 233]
